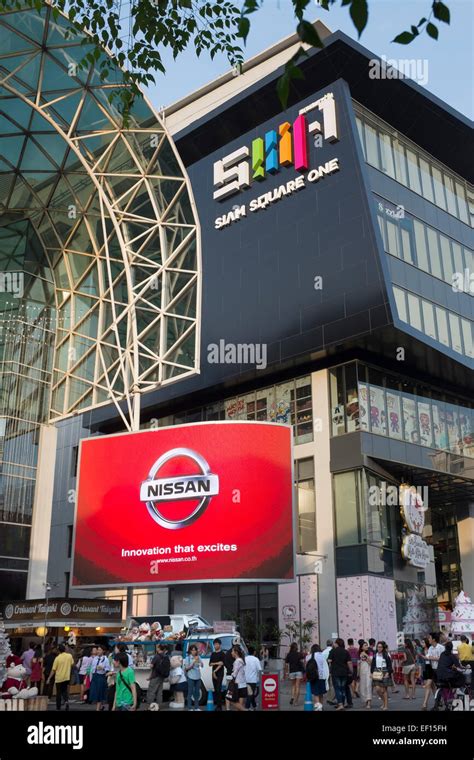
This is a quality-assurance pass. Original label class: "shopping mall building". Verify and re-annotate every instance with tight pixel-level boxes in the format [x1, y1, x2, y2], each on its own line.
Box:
[0, 7, 472, 647]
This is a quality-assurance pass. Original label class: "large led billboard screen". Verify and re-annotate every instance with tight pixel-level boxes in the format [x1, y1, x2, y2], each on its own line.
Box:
[72, 422, 294, 587]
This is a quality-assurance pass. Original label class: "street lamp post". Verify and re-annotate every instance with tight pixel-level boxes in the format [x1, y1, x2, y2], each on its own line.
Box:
[42, 582, 58, 651]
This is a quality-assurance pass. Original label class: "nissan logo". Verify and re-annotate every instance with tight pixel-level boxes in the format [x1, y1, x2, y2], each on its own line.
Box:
[140, 448, 219, 530]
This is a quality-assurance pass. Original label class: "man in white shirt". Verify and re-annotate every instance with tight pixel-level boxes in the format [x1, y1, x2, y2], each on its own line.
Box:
[322, 640, 336, 703]
[245, 647, 262, 710]
[421, 632, 446, 710]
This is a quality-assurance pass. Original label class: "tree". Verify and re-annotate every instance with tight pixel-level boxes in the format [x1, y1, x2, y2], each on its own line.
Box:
[0, 0, 452, 112]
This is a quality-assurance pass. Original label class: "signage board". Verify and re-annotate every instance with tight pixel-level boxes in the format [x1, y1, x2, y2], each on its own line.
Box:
[261, 673, 279, 710]
[72, 422, 294, 587]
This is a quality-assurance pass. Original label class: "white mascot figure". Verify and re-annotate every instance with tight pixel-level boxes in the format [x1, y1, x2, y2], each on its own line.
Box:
[1, 662, 38, 699]
[168, 655, 186, 709]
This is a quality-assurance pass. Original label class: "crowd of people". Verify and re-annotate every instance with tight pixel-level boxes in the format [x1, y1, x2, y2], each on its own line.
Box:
[284, 633, 473, 712]
[16, 632, 472, 712]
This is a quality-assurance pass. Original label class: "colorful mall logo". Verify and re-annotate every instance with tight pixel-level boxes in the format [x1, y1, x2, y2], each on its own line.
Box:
[213, 92, 339, 201]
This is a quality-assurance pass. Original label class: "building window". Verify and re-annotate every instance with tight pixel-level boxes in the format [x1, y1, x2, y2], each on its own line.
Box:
[355, 103, 472, 227]
[67, 525, 73, 559]
[334, 470, 361, 547]
[71, 446, 79, 477]
[220, 584, 278, 648]
[295, 458, 316, 554]
[392, 285, 472, 360]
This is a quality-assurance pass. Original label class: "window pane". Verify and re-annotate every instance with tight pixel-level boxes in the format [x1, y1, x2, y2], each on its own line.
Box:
[365, 124, 380, 168]
[451, 242, 464, 274]
[296, 459, 316, 554]
[439, 235, 455, 284]
[444, 174, 458, 217]
[334, 471, 359, 546]
[427, 228, 443, 280]
[421, 300, 437, 340]
[393, 139, 408, 186]
[379, 132, 396, 178]
[435, 307, 450, 347]
[345, 363, 360, 432]
[454, 181, 469, 224]
[414, 220, 429, 272]
[355, 116, 366, 159]
[377, 214, 387, 248]
[448, 313, 463, 354]
[330, 365, 346, 436]
[393, 286, 407, 322]
[406, 148, 422, 194]
[400, 227, 414, 264]
[419, 158, 434, 203]
[461, 319, 473, 358]
[432, 166, 447, 210]
[408, 293, 422, 331]
[386, 219, 399, 257]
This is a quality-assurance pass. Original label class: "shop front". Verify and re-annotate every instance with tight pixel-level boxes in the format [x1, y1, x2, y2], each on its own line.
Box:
[0, 598, 124, 653]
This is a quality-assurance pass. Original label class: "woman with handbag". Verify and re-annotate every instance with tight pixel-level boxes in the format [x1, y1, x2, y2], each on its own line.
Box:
[226, 645, 247, 711]
[370, 641, 393, 710]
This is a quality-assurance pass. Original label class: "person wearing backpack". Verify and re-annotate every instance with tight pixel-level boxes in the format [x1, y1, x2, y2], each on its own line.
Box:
[146, 643, 170, 709]
[113, 653, 137, 711]
[305, 644, 328, 711]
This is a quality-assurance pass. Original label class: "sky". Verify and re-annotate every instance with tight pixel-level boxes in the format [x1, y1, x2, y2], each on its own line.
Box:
[145, 0, 474, 120]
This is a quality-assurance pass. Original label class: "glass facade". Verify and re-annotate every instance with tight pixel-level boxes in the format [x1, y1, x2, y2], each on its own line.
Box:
[0, 219, 56, 598]
[151, 374, 313, 444]
[355, 104, 473, 227]
[392, 285, 473, 359]
[330, 361, 473, 458]
[220, 583, 278, 647]
[375, 195, 473, 290]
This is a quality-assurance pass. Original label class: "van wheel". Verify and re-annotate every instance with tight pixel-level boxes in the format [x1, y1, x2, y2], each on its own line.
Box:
[199, 683, 208, 706]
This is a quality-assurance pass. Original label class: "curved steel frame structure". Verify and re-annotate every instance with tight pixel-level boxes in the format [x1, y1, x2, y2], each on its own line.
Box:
[0, 5, 201, 432]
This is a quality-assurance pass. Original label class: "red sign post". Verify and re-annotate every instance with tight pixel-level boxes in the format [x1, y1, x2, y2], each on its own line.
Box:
[72, 422, 294, 588]
[261, 673, 279, 710]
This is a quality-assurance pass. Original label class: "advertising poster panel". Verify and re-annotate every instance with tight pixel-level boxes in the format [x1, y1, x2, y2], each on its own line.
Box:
[72, 422, 294, 587]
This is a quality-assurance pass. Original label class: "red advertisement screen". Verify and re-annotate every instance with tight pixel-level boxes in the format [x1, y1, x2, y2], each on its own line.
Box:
[72, 422, 294, 587]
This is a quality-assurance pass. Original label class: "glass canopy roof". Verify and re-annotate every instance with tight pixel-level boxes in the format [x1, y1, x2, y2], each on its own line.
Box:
[0, 5, 200, 430]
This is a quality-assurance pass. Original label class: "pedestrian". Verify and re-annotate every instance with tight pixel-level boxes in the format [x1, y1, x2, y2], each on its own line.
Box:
[367, 638, 376, 657]
[184, 644, 203, 711]
[42, 645, 57, 698]
[226, 645, 247, 711]
[358, 641, 372, 709]
[147, 643, 170, 710]
[113, 653, 137, 711]
[420, 632, 444, 710]
[210, 638, 226, 711]
[414, 638, 425, 683]
[305, 644, 327, 711]
[21, 642, 35, 685]
[260, 645, 269, 672]
[107, 653, 119, 711]
[457, 635, 474, 670]
[328, 638, 353, 711]
[284, 642, 304, 706]
[224, 645, 235, 711]
[401, 638, 417, 700]
[47, 643, 74, 711]
[89, 644, 111, 711]
[30, 646, 43, 692]
[245, 646, 262, 710]
[347, 638, 360, 698]
[370, 641, 393, 710]
[322, 639, 336, 704]
[78, 646, 93, 703]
